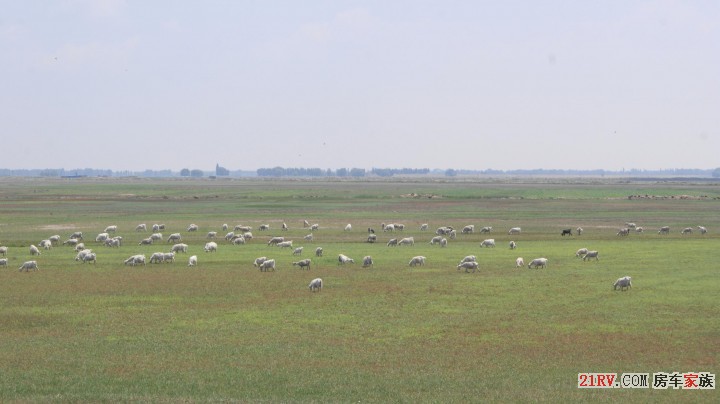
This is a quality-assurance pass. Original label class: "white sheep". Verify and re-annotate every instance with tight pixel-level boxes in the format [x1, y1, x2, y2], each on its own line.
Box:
[315, 247, 323, 257]
[508, 227, 521, 235]
[75, 249, 93, 262]
[188, 255, 198, 267]
[124, 254, 146, 266]
[293, 259, 311, 270]
[259, 259, 276, 272]
[207, 231, 217, 239]
[277, 241, 293, 248]
[135, 224, 147, 232]
[528, 258, 548, 269]
[63, 239, 79, 246]
[81, 252, 97, 264]
[48, 235, 61, 245]
[167, 233, 182, 243]
[259, 224, 270, 231]
[95, 232, 110, 243]
[19, 260, 39, 272]
[344, 224, 352, 231]
[29, 245, 41, 256]
[480, 226, 492, 233]
[681, 227, 693, 235]
[304, 233, 314, 242]
[267, 236, 285, 246]
[439, 238, 448, 247]
[420, 223, 429, 231]
[39, 239, 53, 250]
[0, 258, 7, 267]
[162, 252, 175, 263]
[575, 248, 588, 258]
[149, 252, 165, 264]
[310, 223, 320, 231]
[398, 237, 414, 246]
[187, 224, 199, 232]
[409, 256, 426, 267]
[139, 238, 153, 246]
[282, 222, 288, 231]
[613, 276, 632, 291]
[459, 255, 476, 264]
[457, 261, 479, 272]
[697, 226, 707, 234]
[338, 254, 355, 265]
[308, 278, 323, 292]
[516, 257, 524, 267]
[509, 240, 517, 249]
[362, 256, 374, 268]
[658, 226, 670, 235]
[152, 224, 165, 232]
[232, 236, 246, 245]
[367, 234, 377, 243]
[204, 242, 218, 252]
[0, 246, 7, 256]
[462, 225, 475, 234]
[480, 239, 496, 248]
[583, 251, 599, 261]
[292, 246, 304, 256]
[104, 225, 118, 233]
[387, 238, 398, 247]
[150, 233, 163, 242]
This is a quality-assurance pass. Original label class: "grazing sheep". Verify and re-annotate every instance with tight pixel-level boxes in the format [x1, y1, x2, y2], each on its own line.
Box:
[259, 224, 270, 231]
[259, 259, 276, 272]
[338, 254, 355, 265]
[310, 223, 320, 231]
[207, 231, 217, 239]
[63, 238, 79, 246]
[95, 232, 110, 243]
[222, 224, 229, 231]
[315, 247, 323, 257]
[367, 234, 377, 243]
[0, 258, 7, 267]
[448, 230, 457, 240]
[508, 227, 521, 235]
[18, 260, 39, 272]
[457, 261, 479, 273]
[80, 252, 97, 264]
[398, 237, 414, 246]
[462, 225, 475, 234]
[0, 246, 7, 256]
[344, 224, 352, 231]
[383, 224, 395, 232]
[188, 255, 198, 267]
[436, 226, 452, 235]
[480, 239, 496, 248]
[394, 223, 406, 231]
[167, 233, 182, 243]
[658, 226, 670, 235]
[162, 252, 175, 263]
[698, 226, 707, 235]
[420, 223, 429, 231]
[575, 248, 588, 258]
[105, 225, 118, 233]
[39, 239, 53, 250]
[74, 243, 86, 252]
[625, 222, 637, 229]
[268, 236, 285, 246]
[304, 233, 314, 242]
[308, 278, 323, 292]
[528, 258, 548, 269]
[224, 232, 235, 241]
[583, 251, 599, 261]
[282, 222, 288, 231]
[613, 276, 632, 291]
[576, 227, 583, 236]
[204, 242, 218, 252]
[387, 238, 398, 247]
[232, 236, 246, 245]
[429, 235, 443, 245]
[635, 227, 644, 233]
[516, 257, 524, 267]
[617, 228, 630, 236]
[303, 220, 310, 228]
[681, 227, 693, 235]
[104, 237, 121, 248]
[293, 259, 311, 270]
[124, 254, 146, 266]
[277, 241, 293, 248]
[439, 238, 448, 247]
[49, 235, 61, 245]
[480, 226, 493, 233]
[149, 252, 165, 264]
[29, 245, 41, 256]
[150, 233, 163, 242]
[409, 256, 426, 267]
[152, 224, 165, 232]
[234, 225, 252, 232]
[139, 238, 153, 246]
[253, 257, 268, 267]
[292, 247, 304, 256]
[459, 255, 476, 264]
[135, 223, 147, 232]
[70, 231, 84, 240]
[362, 256, 374, 268]
[509, 241, 517, 250]
[75, 249, 93, 261]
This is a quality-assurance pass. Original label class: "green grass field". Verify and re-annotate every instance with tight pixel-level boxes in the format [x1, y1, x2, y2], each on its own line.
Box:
[0, 177, 717, 402]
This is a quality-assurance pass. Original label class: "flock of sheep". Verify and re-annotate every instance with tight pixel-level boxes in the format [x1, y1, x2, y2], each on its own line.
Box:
[1, 219, 708, 292]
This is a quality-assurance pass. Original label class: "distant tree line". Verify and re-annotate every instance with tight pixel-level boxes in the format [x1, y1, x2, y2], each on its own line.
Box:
[256, 167, 368, 177]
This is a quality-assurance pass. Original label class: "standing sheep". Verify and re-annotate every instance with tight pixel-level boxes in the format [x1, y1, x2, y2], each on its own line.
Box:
[613, 276, 632, 291]
[308, 278, 323, 292]
[188, 255, 198, 267]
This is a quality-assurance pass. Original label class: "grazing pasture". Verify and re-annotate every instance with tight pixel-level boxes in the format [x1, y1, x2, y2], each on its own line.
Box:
[0, 177, 718, 402]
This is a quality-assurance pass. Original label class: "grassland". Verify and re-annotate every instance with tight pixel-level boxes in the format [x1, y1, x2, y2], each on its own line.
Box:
[0, 176, 718, 402]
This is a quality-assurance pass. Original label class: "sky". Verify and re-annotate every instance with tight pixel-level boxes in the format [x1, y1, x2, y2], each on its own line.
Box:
[1, 0, 718, 172]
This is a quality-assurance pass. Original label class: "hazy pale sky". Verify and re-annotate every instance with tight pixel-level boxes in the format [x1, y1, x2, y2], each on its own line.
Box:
[1, 0, 718, 171]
